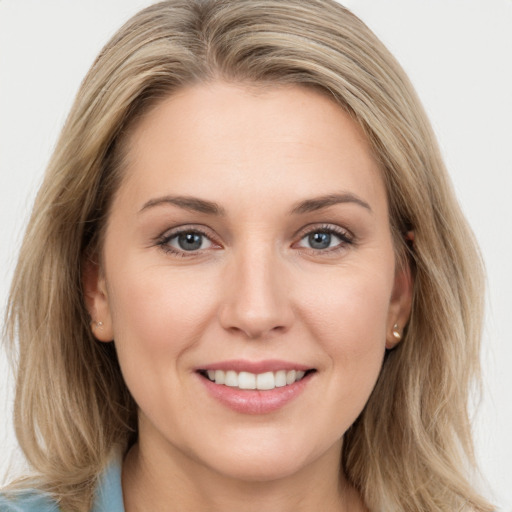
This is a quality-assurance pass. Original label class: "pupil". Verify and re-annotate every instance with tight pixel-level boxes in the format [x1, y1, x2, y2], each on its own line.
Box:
[309, 232, 331, 249]
[178, 232, 202, 251]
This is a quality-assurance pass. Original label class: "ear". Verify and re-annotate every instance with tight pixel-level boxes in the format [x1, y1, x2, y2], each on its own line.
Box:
[82, 258, 114, 342]
[386, 255, 414, 350]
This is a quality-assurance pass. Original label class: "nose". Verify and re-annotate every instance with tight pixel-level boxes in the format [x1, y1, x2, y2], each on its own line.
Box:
[218, 246, 294, 340]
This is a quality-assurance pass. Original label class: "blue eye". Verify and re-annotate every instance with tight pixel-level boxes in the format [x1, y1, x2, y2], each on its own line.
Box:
[162, 230, 213, 253]
[297, 227, 352, 251]
[307, 232, 334, 249]
[176, 232, 206, 251]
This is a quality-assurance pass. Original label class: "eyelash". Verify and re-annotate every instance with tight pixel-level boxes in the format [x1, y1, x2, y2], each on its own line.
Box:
[294, 224, 354, 255]
[156, 226, 218, 257]
[156, 224, 354, 258]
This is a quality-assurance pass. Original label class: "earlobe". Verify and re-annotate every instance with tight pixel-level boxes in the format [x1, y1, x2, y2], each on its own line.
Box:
[391, 323, 402, 343]
[82, 258, 114, 342]
[386, 255, 414, 350]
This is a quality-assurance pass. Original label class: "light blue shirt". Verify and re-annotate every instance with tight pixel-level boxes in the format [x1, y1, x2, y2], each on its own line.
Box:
[0, 453, 125, 512]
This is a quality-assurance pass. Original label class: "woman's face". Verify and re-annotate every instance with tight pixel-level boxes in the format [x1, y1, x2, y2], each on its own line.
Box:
[86, 82, 411, 482]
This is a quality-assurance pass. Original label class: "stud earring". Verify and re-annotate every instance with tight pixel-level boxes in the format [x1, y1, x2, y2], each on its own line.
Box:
[392, 323, 402, 342]
[96, 321, 103, 328]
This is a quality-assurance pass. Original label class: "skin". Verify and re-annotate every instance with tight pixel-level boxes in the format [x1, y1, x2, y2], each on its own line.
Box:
[84, 82, 412, 512]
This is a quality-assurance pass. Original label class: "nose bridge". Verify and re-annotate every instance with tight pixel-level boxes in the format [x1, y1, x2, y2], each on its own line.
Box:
[220, 238, 293, 339]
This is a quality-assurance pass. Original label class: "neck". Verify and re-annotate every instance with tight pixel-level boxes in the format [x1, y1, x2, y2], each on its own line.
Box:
[122, 438, 366, 512]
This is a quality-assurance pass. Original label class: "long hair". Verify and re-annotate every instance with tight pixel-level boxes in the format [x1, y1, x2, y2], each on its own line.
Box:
[4, 1, 492, 510]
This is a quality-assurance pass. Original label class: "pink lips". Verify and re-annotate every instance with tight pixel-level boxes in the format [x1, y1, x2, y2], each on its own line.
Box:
[199, 359, 311, 373]
[196, 359, 315, 415]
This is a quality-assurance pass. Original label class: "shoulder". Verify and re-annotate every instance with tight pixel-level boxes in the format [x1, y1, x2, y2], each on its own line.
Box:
[0, 449, 124, 512]
[0, 490, 60, 511]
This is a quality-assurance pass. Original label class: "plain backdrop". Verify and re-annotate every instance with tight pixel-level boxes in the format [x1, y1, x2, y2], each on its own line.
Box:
[1, 0, 511, 509]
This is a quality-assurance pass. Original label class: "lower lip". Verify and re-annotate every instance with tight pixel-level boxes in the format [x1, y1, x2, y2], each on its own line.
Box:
[198, 373, 313, 415]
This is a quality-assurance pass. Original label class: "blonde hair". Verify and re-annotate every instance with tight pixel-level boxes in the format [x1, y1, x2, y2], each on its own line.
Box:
[4, 1, 492, 510]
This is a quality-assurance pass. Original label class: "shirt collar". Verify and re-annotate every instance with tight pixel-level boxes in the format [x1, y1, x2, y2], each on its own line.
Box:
[92, 449, 125, 512]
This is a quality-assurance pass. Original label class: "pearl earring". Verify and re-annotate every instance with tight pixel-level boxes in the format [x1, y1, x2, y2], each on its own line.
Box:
[392, 323, 402, 341]
[96, 321, 103, 328]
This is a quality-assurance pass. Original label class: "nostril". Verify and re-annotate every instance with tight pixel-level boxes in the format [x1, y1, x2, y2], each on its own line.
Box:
[218, 271, 295, 339]
[223, 322, 290, 341]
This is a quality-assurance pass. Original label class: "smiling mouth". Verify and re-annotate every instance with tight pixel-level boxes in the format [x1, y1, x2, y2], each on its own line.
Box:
[197, 369, 316, 391]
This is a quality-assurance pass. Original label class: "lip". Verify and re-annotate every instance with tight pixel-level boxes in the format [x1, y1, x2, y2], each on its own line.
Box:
[196, 359, 316, 415]
[197, 359, 311, 374]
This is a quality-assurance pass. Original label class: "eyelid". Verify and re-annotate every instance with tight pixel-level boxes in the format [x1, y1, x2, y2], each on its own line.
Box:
[294, 223, 354, 242]
[292, 223, 355, 253]
[156, 224, 222, 256]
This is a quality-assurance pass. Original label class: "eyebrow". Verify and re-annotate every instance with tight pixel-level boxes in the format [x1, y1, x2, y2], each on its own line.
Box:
[139, 192, 371, 216]
[290, 193, 372, 214]
[139, 195, 225, 215]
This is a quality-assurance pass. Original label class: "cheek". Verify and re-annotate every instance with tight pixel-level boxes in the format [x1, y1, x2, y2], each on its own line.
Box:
[298, 262, 393, 391]
[106, 263, 219, 373]
[104, 264, 225, 431]
[301, 265, 392, 343]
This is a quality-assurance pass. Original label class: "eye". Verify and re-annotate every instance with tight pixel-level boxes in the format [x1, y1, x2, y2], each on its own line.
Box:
[158, 227, 217, 256]
[172, 232, 211, 251]
[303, 232, 337, 250]
[295, 225, 353, 252]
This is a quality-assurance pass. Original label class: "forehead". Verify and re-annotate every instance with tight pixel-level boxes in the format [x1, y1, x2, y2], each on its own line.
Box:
[117, 81, 386, 214]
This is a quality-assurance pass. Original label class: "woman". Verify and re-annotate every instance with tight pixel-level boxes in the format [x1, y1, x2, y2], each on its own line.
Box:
[0, 0, 494, 510]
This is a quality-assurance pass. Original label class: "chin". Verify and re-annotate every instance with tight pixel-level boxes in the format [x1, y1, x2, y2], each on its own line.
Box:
[210, 455, 312, 483]
[195, 433, 339, 483]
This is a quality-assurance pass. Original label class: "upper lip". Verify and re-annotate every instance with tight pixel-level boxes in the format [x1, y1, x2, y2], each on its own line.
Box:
[197, 359, 313, 374]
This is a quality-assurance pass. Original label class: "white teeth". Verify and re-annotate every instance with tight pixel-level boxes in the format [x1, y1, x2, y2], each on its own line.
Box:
[238, 371, 256, 390]
[275, 370, 287, 387]
[256, 371, 275, 390]
[225, 370, 238, 387]
[286, 370, 296, 385]
[204, 368, 309, 390]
